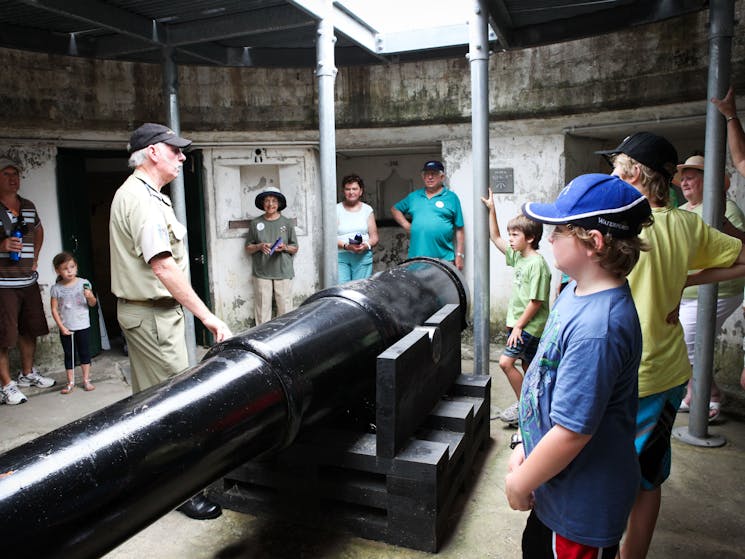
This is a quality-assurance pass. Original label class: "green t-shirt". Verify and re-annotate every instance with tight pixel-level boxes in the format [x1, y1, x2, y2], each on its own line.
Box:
[246, 215, 297, 280]
[504, 248, 551, 337]
[681, 199, 745, 299]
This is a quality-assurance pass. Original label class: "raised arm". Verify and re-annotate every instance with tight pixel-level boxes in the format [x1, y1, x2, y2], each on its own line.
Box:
[712, 86, 745, 178]
[480, 187, 508, 253]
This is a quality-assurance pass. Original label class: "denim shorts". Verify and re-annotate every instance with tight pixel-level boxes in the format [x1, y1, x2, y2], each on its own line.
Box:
[502, 328, 540, 362]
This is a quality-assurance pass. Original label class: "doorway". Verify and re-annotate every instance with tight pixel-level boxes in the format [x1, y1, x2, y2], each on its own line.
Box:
[56, 148, 211, 353]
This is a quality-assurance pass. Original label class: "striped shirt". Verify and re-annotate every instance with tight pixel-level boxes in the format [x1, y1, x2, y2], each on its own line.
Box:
[0, 196, 41, 288]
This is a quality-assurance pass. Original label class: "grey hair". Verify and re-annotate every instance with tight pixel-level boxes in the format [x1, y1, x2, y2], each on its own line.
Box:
[128, 147, 149, 168]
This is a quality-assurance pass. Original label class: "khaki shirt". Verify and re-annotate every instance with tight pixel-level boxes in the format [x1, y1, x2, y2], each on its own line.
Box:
[109, 169, 187, 300]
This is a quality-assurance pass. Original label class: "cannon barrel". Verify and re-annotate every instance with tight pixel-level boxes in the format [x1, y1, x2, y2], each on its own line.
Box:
[0, 258, 467, 559]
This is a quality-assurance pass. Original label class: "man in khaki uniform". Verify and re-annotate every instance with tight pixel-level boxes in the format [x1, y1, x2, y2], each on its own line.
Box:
[109, 123, 232, 520]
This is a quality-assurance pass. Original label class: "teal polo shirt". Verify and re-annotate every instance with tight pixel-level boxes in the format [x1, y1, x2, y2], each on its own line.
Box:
[394, 187, 464, 260]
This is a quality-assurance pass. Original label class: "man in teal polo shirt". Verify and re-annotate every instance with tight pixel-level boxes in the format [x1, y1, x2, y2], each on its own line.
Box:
[391, 160, 465, 270]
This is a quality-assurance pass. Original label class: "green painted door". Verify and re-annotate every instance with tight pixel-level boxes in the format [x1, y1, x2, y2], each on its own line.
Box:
[183, 150, 213, 346]
[56, 149, 123, 356]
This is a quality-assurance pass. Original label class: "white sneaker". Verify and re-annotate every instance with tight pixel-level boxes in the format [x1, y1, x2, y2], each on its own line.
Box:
[499, 401, 520, 424]
[1, 381, 28, 405]
[17, 368, 56, 388]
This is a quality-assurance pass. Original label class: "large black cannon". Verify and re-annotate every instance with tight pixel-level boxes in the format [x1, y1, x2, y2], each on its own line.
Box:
[0, 258, 469, 559]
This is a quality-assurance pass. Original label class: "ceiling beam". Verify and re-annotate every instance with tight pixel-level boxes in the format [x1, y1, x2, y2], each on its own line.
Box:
[166, 5, 314, 46]
[289, 0, 378, 53]
[16, 0, 166, 43]
[508, 0, 705, 49]
[0, 22, 96, 57]
[483, 0, 514, 49]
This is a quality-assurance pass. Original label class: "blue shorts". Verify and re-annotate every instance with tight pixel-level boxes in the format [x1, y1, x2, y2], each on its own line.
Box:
[502, 328, 540, 363]
[635, 383, 686, 490]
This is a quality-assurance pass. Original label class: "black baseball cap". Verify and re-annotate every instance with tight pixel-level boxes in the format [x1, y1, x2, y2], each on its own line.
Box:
[127, 123, 192, 153]
[596, 132, 678, 180]
[422, 160, 445, 173]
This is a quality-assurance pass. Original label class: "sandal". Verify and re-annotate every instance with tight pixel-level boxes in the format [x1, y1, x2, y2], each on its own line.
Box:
[83, 381, 95, 392]
[709, 400, 722, 422]
[61, 383, 75, 395]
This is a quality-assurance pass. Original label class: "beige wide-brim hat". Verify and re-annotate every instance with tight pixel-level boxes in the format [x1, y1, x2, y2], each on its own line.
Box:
[254, 186, 287, 211]
[677, 154, 705, 172]
[673, 154, 730, 189]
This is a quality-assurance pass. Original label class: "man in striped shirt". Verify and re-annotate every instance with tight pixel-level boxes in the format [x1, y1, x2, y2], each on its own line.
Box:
[0, 157, 55, 405]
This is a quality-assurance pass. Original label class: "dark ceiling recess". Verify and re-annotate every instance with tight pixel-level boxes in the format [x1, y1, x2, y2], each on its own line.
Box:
[0, 0, 706, 68]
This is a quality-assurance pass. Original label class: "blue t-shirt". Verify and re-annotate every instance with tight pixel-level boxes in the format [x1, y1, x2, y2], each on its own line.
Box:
[518, 281, 641, 548]
[394, 187, 464, 260]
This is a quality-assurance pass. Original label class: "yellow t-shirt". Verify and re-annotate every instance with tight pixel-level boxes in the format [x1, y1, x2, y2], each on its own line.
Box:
[681, 199, 745, 299]
[628, 207, 742, 397]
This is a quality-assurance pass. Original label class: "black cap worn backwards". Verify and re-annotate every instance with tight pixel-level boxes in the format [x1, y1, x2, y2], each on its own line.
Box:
[596, 132, 678, 180]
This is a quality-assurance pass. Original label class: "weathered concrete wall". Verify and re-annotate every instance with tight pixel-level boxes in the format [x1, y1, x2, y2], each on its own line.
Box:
[202, 146, 321, 332]
[442, 133, 567, 330]
[2, 8, 743, 134]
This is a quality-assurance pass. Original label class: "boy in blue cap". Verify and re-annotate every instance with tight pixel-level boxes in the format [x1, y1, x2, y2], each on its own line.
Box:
[505, 174, 652, 558]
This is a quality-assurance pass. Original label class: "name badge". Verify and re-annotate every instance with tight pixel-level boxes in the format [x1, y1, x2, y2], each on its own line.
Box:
[257, 222, 265, 231]
[435, 201, 445, 208]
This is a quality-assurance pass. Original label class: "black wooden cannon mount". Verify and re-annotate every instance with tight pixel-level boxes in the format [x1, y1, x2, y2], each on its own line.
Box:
[0, 258, 489, 557]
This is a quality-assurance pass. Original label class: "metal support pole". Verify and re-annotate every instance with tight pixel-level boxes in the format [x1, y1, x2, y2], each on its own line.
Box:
[316, 1, 339, 288]
[673, 0, 734, 448]
[162, 47, 197, 366]
[469, 0, 490, 375]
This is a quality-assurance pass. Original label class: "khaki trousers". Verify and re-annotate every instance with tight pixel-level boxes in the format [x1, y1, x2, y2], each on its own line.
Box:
[253, 277, 293, 326]
[117, 300, 189, 393]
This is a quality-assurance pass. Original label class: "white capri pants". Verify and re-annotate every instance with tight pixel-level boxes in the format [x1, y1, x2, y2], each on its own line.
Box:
[679, 293, 744, 365]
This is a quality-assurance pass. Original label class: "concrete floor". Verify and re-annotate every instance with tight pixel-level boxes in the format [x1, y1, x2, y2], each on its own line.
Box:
[1, 348, 744, 559]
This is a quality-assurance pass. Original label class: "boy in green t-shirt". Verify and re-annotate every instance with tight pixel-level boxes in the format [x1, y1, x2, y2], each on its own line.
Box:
[482, 188, 552, 425]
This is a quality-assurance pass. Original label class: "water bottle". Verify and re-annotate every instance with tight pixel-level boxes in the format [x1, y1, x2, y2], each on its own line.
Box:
[268, 236, 282, 255]
[9, 227, 22, 263]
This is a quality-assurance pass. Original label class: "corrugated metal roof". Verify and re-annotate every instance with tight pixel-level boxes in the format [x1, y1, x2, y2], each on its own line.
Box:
[0, 0, 707, 67]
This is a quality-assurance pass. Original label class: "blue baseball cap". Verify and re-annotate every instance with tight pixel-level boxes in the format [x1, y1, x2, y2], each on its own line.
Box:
[522, 174, 651, 238]
[422, 160, 445, 172]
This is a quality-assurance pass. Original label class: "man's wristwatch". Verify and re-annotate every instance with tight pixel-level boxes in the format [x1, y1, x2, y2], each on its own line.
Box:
[456, 252, 465, 258]
[510, 433, 523, 449]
